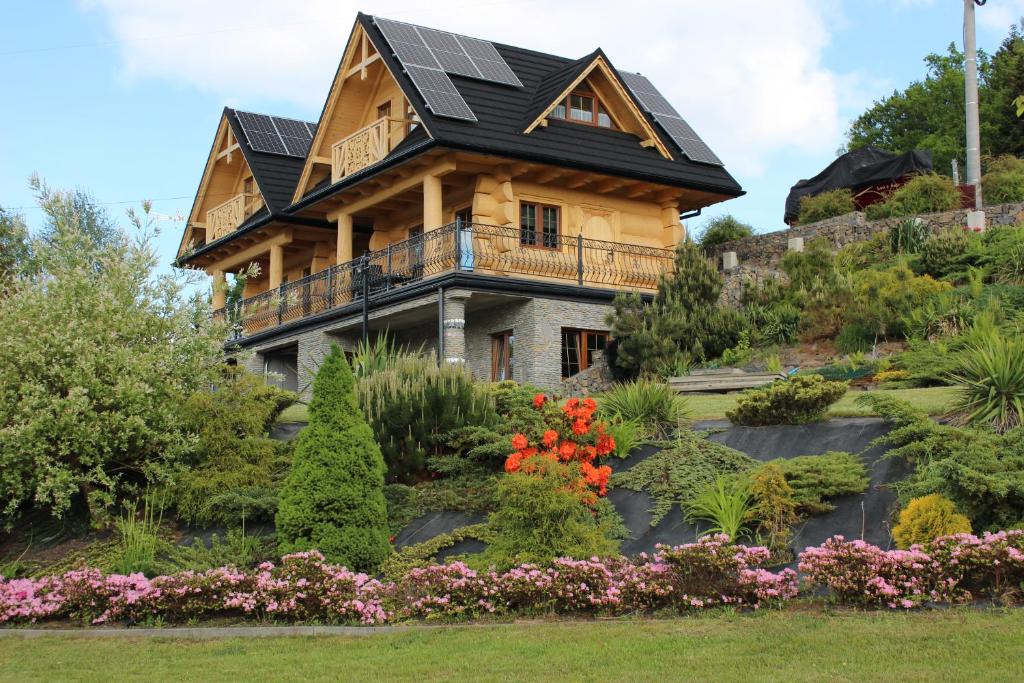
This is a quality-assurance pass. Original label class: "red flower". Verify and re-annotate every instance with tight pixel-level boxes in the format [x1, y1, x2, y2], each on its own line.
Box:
[558, 441, 577, 461]
[571, 418, 589, 436]
[511, 433, 529, 451]
[533, 393, 547, 408]
[596, 433, 616, 456]
[542, 429, 559, 447]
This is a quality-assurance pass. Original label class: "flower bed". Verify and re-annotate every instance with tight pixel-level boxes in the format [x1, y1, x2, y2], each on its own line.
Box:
[3, 532, 1022, 627]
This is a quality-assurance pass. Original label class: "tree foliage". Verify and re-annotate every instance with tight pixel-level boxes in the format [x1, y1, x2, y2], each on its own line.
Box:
[276, 345, 392, 571]
[607, 242, 746, 375]
[846, 28, 1024, 174]
[0, 208, 33, 288]
[696, 215, 754, 248]
[0, 184, 224, 527]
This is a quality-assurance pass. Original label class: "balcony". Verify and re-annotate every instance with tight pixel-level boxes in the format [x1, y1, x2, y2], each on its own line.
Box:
[331, 117, 411, 182]
[212, 222, 675, 338]
[206, 193, 263, 242]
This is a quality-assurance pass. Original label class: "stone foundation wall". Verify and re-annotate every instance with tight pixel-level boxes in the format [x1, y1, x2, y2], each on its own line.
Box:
[559, 350, 614, 395]
[708, 201, 1024, 269]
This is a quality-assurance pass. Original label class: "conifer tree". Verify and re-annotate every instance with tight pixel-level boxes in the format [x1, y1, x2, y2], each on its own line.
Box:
[276, 345, 391, 571]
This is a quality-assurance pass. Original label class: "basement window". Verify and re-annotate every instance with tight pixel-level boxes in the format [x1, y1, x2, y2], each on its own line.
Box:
[561, 328, 608, 378]
[548, 91, 615, 129]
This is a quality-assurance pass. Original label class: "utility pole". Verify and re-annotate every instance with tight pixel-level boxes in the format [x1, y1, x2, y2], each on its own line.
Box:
[963, 0, 985, 209]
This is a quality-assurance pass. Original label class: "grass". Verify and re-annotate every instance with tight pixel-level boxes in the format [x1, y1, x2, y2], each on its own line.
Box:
[1, 611, 1021, 682]
[278, 403, 309, 423]
[685, 387, 957, 421]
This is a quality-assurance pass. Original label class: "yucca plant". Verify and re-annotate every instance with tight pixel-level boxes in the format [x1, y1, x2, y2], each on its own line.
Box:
[349, 333, 412, 379]
[686, 476, 752, 541]
[600, 379, 688, 437]
[949, 333, 1024, 434]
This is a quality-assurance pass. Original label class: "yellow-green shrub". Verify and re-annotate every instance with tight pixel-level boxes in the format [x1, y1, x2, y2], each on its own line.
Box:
[797, 188, 856, 224]
[726, 375, 848, 426]
[892, 494, 972, 549]
[865, 173, 960, 219]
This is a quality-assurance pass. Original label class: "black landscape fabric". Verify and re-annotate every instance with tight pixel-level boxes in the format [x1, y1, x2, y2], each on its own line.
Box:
[784, 147, 933, 223]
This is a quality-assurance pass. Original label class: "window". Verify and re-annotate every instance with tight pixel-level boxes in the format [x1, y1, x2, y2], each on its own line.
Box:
[548, 90, 615, 129]
[491, 330, 514, 381]
[520, 202, 559, 249]
[243, 177, 254, 196]
[376, 101, 392, 119]
[454, 207, 472, 226]
[561, 329, 608, 378]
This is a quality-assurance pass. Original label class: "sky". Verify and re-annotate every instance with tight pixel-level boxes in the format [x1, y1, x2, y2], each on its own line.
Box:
[1, 0, 1022, 273]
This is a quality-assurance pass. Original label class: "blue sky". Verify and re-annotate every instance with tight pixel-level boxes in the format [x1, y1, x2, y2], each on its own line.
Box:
[2, 0, 1022, 273]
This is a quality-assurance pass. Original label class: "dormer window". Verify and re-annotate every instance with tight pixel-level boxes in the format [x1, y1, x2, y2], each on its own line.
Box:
[549, 91, 614, 129]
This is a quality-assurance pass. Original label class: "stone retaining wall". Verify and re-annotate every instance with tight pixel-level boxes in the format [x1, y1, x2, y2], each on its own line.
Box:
[707, 201, 1024, 269]
[559, 350, 614, 395]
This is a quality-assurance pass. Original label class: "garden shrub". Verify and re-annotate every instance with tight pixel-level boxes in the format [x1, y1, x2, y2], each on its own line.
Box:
[892, 494, 972, 549]
[845, 263, 949, 341]
[949, 332, 1024, 433]
[835, 322, 874, 354]
[888, 217, 930, 254]
[608, 242, 746, 375]
[276, 345, 391, 572]
[745, 463, 799, 557]
[612, 430, 757, 525]
[915, 228, 981, 280]
[864, 173, 960, 219]
[770, 452, 869, 515]
[780, 238, 838, 292]
[982, 155, 1024, 204]
[599, 379, 684, 437]
[605, 418, 642, 458]
[356, 353, 497, 481]
[481, 462, 622, 570]
[0, 194, 224, 527]
[685, 476, 752, 541]
[860, 393, 1024, 529]
[745, 301, 802, 347]
[726, 375, 848, 426]
[378, 523, 493, 582]
[696, 215, 754, 248]
[173, 367, 296, 526]
[797, 188, 855, 224]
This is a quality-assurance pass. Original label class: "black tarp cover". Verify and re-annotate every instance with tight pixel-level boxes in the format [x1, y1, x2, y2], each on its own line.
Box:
[784, 147, 932, 223]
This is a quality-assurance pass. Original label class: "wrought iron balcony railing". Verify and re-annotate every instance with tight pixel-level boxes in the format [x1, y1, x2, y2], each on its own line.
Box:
[212, 222, 675, 337]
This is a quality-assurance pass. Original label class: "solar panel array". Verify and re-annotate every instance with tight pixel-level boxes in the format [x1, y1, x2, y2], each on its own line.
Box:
[372, 16, 523, 121]
[234, 111, 317, 157]
[620, 71, 723, 166]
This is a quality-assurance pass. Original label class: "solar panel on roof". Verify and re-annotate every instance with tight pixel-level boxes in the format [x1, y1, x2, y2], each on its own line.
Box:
[373, 15, 523, 104]
[234, 110, 316, 158]
[621, 71, 723, 166]
[403, 64, 478, 121]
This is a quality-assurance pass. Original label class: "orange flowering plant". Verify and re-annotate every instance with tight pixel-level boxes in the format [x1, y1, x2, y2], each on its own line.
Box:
[505, 395, 615, 504]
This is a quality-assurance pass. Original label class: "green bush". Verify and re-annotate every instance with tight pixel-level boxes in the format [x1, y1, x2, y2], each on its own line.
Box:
[686, 476, 752, 541]
[608, 241, 747, 375]
[858, 393, 1024, 529]
[746, 463, 799, 557]
[770, 452, 870, 515]
[797, 188, 856, 224]
[697, 215, 754, 248]
[892, 494, 972, 549]
[982, 155, 1024, 204]
[865, 173, 961, 219]
[600, 379, 684, 437]
[605, 418, 642, 458]
[378, 523, 493, 582]
[612, 430, 757, 525]
[845, 263, 950, 340]
[915, 229, 982, 280]
[481, 463, 622, 569]
[780, 238, 839, 293]
[173, 367, 296, 526]
[888, 218, 930, 255]
[949, 333, 1024, 434]
[726, 375, 848, 426]
[835, 323, 874, 354]
[746, 302, 802, 347]
[356, 354, 497, 482]
[276, 345, 391, 571]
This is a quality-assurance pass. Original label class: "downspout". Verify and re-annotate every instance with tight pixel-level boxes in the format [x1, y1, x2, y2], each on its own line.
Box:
[437, 286, 445, 367]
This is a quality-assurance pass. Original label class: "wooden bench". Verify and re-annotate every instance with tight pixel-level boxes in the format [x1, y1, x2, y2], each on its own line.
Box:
[668, 368, 788, 393]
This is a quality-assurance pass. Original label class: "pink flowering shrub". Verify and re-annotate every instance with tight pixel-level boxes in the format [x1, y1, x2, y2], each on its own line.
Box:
[798, 530, 1024, 608]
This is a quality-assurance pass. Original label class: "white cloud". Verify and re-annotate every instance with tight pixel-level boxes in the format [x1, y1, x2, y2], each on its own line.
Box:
[80, 0, 855, 177]
[976, 0, 1024, 34]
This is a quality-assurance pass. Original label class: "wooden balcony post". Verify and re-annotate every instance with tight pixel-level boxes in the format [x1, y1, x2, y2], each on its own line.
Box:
[423, 174, 443, 231]
[336, 212, 353, 264]
[269, 245, 284, 289]
[211, 270, 226, 309]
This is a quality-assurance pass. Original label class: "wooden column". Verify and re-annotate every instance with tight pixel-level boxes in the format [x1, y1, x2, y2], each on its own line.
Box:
[660, 202, 683, 246]
[269, 245, 284, 289]
[211, 270, 226, 309]
[336, 212, 353, 264]
[423, 174, 443, 231]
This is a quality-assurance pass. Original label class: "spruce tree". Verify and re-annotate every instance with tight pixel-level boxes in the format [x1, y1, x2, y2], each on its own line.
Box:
[276, 344, 391, 571]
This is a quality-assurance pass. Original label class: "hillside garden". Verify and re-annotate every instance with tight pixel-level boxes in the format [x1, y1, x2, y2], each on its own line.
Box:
[3, 180, 1024, 632]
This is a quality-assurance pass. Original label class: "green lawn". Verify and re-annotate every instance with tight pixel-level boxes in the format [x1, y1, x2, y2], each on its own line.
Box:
[278, 387, 958, 425]
[1, 611, 1020, 682]
[685, 386, 957, 421]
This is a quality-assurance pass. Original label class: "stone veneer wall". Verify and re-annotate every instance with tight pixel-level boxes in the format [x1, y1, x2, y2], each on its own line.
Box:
[707, 201, 1024, 270]
[559, 350, 615, 395]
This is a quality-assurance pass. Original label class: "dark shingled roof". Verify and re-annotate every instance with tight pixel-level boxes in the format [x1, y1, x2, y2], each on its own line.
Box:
[352, 13, 742, 198]
[223, 108, 315, 214]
